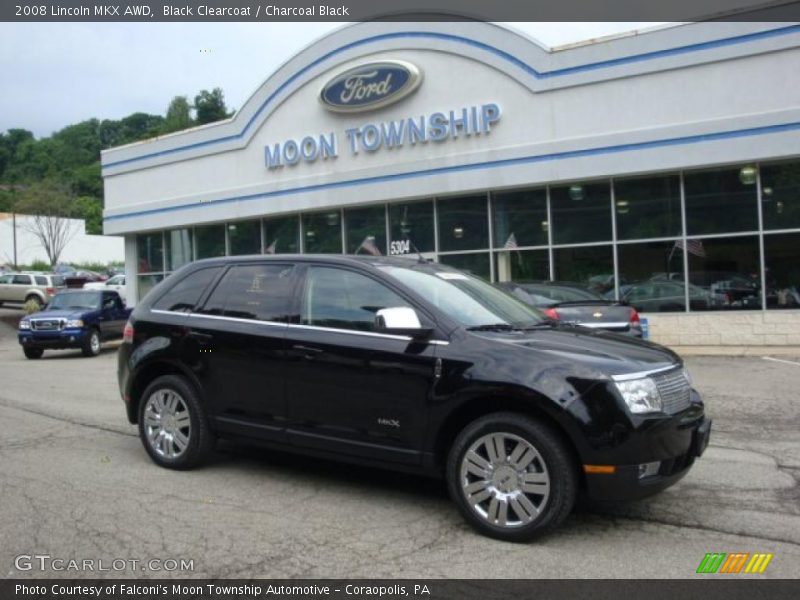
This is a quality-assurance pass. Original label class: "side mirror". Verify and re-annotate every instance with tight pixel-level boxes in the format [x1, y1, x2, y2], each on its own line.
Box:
[375, 307, 432, 339]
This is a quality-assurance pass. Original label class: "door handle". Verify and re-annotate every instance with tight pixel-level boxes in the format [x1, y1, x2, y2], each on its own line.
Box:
[292, 344, 323, 359]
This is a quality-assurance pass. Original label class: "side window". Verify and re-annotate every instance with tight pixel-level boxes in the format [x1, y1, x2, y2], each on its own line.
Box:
[200, 264, 295, 322]
[152, 267, 222, 313]
[302, 267, 410, 332]
[13, 275, 31, 285]
[0, 275, 12, 284]
[35, 276, 47, 286]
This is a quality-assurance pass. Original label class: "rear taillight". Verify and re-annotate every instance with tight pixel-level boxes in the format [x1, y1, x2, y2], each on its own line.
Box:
[629, 307, 641, 325]
[543, 308, 559, 320]
[45, 287, 55, 295]
[123, 321, 134, 343]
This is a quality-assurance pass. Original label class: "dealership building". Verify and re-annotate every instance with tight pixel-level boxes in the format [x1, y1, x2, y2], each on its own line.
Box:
[101, 20, 800, 347]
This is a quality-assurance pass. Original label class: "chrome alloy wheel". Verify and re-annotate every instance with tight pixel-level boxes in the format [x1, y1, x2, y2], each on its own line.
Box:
[143, 389, 191, 459]
[89, 331, 100, 354]
[460, 432, 551, 528]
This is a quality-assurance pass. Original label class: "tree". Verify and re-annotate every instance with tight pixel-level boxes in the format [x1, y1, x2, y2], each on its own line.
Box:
[162, 96, 194, 134]
[14, 180, 77, 266]
[194, 88, 232, 125]
[73, 195, 103, 235]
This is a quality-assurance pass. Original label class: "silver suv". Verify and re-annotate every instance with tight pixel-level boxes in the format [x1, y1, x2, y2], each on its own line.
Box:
[0, 272, 66, 309]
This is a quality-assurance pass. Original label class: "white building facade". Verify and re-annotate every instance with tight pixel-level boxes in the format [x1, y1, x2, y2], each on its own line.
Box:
[101, 21, 800, 347]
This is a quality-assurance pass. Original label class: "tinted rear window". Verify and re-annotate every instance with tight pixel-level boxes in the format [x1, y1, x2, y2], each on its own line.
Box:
[52, 276, 64, 286]
[35, 276, 47, 285]
[200, 264, 296, 322]
[152, 267, 222, 313]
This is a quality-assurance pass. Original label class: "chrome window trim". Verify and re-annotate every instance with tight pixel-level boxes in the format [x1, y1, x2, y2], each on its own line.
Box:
[611, 364, 679, 382]
[151, 308, 449, 345]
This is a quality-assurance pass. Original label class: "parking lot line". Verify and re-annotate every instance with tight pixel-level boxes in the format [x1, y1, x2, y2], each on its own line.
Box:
[762, 356, 800, 367]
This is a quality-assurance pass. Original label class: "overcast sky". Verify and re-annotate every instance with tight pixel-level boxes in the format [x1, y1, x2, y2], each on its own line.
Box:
[0, 22, 666, 138]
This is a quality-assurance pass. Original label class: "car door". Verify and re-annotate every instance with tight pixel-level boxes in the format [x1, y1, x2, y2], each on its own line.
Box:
[191, 262, 298, 442]
[0, 274, 14, 301]
[102, 292, 127, 337]
[284, 265, 439, 466]
[12, 274, 32, 302]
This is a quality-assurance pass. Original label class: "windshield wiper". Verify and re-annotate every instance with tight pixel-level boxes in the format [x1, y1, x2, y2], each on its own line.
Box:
[466, 323, 518, 332]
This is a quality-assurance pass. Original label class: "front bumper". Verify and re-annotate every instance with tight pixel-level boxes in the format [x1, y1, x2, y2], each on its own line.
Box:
[18, 329, 89, 349]
[584, 416, 712, 502]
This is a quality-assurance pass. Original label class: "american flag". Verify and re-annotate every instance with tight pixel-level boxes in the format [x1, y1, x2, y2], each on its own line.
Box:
[504, 233, 519, 250]
[264, 239, 277, 254]
[357, 236, 382, 256]
[673, 239, 706, 258]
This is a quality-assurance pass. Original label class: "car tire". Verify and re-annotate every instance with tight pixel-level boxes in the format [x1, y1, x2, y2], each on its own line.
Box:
[23, 347, 44, 359]
[81, 328, 101, 357]
[446, 412, 577, 542]
[138, 374, 214, 470]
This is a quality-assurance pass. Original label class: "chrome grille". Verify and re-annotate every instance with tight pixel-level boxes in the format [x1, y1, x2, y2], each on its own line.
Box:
[653, 368, 691, 414]
[31, 318, 65, 331]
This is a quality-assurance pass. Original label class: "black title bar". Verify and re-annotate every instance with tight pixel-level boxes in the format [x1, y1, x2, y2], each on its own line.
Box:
[3, 0, 800, 22]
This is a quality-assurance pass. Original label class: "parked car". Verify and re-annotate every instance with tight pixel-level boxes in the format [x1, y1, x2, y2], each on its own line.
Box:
[64, 270, 107, 288]
[119, 255, 710, 541]
[615, 281, 722, 312]
[495, 281, 642, 337]
[85, 274, 127, 301]
[0, 272, 65, 309]
[18, 289, 131, 358]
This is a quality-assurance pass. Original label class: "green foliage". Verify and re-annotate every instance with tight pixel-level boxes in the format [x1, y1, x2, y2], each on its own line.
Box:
[162, 96, 194, 134]
[194, 88, 232, 125]
[28, 259, 51, 272]
[73, 196, 103, 234]
[23, 299, 43, 314]
[0, 87, 233, 235]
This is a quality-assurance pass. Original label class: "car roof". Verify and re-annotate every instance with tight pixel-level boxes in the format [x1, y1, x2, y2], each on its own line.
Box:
[189, 254, 439, 270]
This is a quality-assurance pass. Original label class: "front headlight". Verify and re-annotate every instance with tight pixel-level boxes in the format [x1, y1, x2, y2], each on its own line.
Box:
[66, 319, 84, 328]
[19, 320, 30, 330]
[614, 377, 663, 414]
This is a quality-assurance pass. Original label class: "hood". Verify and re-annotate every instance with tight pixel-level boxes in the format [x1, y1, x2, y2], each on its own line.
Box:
[470, 323, 679, 378]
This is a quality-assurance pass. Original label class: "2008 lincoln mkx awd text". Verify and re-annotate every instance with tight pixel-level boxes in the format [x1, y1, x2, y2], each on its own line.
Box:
[118, 255, 711, 541]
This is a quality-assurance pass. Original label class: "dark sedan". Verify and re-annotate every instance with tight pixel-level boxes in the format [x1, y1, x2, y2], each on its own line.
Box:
[495, 281, 642, 337]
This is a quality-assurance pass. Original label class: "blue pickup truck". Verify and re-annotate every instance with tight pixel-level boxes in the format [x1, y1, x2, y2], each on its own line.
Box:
[18, 289, 132, 359]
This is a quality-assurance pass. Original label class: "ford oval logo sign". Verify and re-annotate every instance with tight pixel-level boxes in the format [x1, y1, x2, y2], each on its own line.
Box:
[320, 60, 422, 113]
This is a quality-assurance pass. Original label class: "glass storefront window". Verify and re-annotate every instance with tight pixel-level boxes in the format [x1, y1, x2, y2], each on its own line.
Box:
[228, 220, 261, 256]
[165, 228, 193, 271]
[136, 232, 163, 274]
[303, 210, 342, 254]
[684, 166, 758, 235]
[761, 160, 800, 231]
[137, 274, 164, 300]
[495, 249, 549, 283]
[617, 241, 687, 312]
[194, 224, 226, 259]
[437, 194, 489, 252]
[614, 174, 682, 240]
[438, 253, 491, 280]
[687, 236, 761, 310]
[345, 206, 386, 255]
[388, 200, 435, 254]
[764, 232, 800, 309]
[492, 188, 548, 249]
[550, 181, 611, 245]
[553, 245, 614, 295]
[263, 215, 300, 254]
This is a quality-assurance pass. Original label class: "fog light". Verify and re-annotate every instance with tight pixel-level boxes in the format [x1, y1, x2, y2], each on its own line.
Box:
[638, 461, 660, 479]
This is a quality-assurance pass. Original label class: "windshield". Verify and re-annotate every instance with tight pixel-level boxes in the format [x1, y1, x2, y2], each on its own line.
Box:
[523, 285, 603, 303]
[47, 292, 100, 311]
[380, 265, 545, 329]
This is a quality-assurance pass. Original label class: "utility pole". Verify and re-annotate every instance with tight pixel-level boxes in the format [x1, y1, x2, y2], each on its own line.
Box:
[12, 212, 17, 269]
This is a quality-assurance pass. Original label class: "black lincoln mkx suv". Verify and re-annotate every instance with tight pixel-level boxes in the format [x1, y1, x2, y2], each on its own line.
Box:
[118, 255, 711, 541]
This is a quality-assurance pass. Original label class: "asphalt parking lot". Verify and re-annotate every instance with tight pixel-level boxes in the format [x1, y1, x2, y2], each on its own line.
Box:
[0, 307, 798, 579]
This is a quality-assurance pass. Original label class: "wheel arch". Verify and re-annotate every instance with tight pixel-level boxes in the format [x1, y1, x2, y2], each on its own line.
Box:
[128, 360, 204, 425]
[432, 394, 585, 485]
